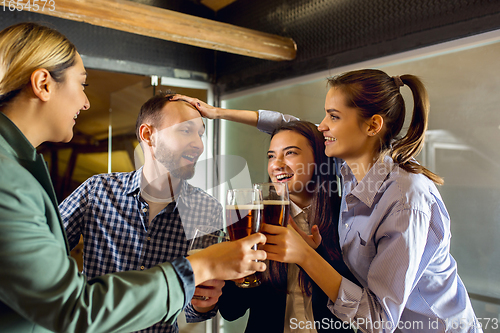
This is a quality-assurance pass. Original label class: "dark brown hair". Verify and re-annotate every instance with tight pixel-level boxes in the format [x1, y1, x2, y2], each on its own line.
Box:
[135, 90, 175, 141]
[328, 69, 443, 185]
[266, 120, 342, 295]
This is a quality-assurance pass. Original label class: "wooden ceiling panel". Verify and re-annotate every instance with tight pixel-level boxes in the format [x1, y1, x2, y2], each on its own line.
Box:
[28, 0, 296, 61]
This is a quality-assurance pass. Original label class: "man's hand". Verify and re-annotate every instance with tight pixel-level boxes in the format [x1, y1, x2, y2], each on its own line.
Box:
[191, 279, 225, 313]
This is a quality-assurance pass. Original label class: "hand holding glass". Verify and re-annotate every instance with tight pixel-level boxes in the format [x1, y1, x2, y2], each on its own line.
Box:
[188, 226, 228, 299]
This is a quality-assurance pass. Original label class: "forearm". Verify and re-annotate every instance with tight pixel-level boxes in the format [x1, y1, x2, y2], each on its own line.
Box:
[263, 223, 343, 301]
[175, 94, 298, 131]
[0, 222, 187, 332]
[300, 245, 343, 302]
[213, 107, 259, 127]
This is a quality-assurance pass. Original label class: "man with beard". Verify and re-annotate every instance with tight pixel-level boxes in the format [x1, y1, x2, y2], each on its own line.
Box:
[60, 92, 224, 333]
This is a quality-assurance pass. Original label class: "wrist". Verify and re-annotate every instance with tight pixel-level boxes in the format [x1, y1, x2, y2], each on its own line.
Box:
[193, 304, 216, 313]
[187, 256, 211, 285]
[300, 244, 318, 269]
[214, 107, 228, 120]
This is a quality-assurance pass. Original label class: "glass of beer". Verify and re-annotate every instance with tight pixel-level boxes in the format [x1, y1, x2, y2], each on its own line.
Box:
[188, 226, 228, 256]
[188, 226, 228, 299]
[226, 188, 263, 288]
[254, 182, 290, 227]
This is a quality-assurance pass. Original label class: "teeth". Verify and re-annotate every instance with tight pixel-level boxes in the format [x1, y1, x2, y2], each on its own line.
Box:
[325, 137, 337, 142]
[276, 174, 293, 180]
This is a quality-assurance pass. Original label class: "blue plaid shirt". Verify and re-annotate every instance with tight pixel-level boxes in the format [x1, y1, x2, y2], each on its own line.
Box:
[60, 168, 223, 333]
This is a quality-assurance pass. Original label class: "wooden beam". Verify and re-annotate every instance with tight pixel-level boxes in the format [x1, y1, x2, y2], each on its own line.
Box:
[29, 0, 297, 61]
[201, 0, 238, 12]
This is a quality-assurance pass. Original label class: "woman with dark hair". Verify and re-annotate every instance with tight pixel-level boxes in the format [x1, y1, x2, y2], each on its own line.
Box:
[219, 120, 358, 333]
[176, 68, 480, 333]
[222, 120, 358, 333]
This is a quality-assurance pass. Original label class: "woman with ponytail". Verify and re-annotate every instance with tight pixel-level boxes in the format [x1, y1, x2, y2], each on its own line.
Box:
[301, 69, 479, 332]
[175, 69, 479, 333]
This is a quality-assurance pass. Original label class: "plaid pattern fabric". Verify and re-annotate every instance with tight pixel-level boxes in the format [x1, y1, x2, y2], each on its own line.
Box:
[60, 168, 223, 333]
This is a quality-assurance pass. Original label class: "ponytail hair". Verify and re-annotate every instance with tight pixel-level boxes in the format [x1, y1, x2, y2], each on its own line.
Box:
[327, 69, 443, 185]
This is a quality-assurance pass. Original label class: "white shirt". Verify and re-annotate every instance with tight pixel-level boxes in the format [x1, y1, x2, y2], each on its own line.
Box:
[284, 201, 317, 333]
[140, 183, 174, 225]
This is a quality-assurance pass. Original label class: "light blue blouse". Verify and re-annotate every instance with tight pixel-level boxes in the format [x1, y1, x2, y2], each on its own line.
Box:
[257, 110, 481, 333]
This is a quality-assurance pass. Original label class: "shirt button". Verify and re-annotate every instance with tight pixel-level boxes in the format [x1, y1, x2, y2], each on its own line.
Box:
[344, 223, 349, 228]
[140, 266, 145, 270]
[147, 237, 151, 241]
[142, 208, 148, 213]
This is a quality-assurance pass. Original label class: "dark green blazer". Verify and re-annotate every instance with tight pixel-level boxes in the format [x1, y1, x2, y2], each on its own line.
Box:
[0, 112, 190, 333]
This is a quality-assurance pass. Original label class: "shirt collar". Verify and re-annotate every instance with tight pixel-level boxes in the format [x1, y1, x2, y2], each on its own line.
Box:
[289, 200, 311, 218]
[0, 112, 37, 162]
[126, 168, 197, 208]
[124, 167, 142, 196]
[176, 180, 195, 207]
[342, 155, 395, 208]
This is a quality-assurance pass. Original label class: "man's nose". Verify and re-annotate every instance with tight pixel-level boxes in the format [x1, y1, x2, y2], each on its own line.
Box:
[191, 134, 204, 150]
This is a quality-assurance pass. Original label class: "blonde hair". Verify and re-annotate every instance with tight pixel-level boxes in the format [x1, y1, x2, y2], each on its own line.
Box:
[0, 22, 76, 107]
[327, 69, 444, 185]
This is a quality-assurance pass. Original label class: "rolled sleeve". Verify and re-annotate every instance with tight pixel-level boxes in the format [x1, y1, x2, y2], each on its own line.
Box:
[184, 303, 218, 323]
[59, 177, 95, 249]
[172, 257, 218, 323]
[257, 110, 299, 134]
[169, 257, 195, 310]
[328, 277, 363, 320]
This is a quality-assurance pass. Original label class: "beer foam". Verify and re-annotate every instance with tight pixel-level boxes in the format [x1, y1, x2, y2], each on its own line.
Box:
[226, 204, 264, 210]
[187, 249, 203, 256]
[263, 200, 290, 205]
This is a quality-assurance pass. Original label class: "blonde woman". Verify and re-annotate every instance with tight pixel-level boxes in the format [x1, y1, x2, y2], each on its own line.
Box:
[0, 22, 266, 333]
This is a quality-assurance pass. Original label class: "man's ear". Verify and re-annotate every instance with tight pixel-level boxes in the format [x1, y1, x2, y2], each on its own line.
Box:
[139, 123, 155, 146]
[366, 114, 384, 137]
[30, 68, 53, 102]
